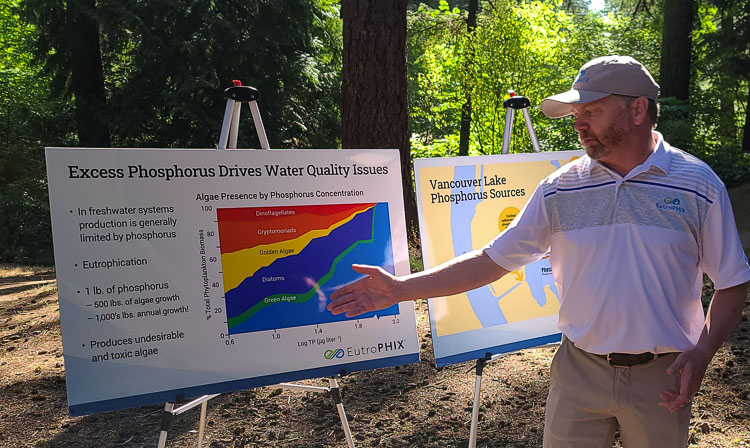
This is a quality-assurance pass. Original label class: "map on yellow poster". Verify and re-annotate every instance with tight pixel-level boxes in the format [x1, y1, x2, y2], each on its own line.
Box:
[414, 151, 583, 366]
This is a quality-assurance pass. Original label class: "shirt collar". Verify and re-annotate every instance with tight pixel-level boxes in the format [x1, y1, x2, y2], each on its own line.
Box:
[646, 131, 671, 175]
[583, 131, 671, 178]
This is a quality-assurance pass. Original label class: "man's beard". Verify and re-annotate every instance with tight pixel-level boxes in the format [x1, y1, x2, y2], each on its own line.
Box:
[579, 115, 633, 160]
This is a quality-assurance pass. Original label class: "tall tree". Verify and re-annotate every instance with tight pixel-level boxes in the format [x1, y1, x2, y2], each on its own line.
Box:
[729, 0, 750, 154]
[657, 0, 695, 151]
[1, 0, 75, 263]
[659, 0, 694, 100]
[21, 0, 342, 150]
[716, 8, 736, 141]
[716, 0, 750, 153]
[69, 0, 109, 146]
[457, 0, 477, 157]
[21, 0, 110, 146]
[704, 0, 750, 154]
[341, 0, 418, 235]
[101, 0, 341, 149]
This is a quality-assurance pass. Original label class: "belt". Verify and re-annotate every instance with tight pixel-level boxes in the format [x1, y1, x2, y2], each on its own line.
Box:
[593, 352, 675, 367]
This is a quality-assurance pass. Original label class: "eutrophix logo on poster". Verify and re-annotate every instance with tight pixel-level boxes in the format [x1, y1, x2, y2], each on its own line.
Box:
[322, 339, 408, 361]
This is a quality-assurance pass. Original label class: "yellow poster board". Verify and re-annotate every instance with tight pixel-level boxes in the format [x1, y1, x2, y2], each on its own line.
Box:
[414, 151, 583, 366]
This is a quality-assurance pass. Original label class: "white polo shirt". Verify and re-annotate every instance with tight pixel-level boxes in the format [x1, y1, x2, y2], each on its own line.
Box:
[484, 132, 750, 354]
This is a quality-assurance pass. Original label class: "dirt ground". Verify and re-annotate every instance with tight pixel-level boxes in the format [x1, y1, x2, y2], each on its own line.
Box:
[1, 184, 749, 448]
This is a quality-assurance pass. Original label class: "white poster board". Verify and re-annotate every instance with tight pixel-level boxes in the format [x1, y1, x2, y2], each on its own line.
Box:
[414, 151, 583, 366]
[46, 147, 419, 416]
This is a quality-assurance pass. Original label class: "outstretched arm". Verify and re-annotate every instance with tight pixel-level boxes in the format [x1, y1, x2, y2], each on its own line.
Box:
[659, 282, 748, 412]
[327, 249, 509, 317]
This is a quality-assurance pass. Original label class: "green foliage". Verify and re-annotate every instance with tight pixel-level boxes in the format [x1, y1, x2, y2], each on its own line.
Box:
[465, 1, 587, 154]
[695, 144, 750, 187]
[657, 97, 695, 150]
[406, 0, 750, 184]
[3, 0, 750, 263]
[411, 134, 461, 158]
[0, 0, 75, 263]
[673, 0, 750, 184]
[14, 0, 342, 150]
[95, 0, 342, 149]
[2, 0, 343, 263]
[407, 2, 465, 147]
[407, 1, 665, 157]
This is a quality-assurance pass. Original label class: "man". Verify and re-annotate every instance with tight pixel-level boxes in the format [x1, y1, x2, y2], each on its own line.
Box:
[327, 55, 750, 447]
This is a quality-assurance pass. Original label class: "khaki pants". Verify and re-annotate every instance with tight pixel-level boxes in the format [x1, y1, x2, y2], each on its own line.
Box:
[543, 337, 691, 448]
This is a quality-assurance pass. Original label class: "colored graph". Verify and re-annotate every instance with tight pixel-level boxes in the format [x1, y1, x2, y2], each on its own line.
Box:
[218, 203, 398, 334]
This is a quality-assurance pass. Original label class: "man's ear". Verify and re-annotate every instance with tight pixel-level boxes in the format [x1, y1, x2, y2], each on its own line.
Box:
[632, 96, 649, 126]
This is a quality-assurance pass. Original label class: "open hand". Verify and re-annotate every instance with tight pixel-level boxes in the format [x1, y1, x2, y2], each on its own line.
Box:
[327, 264, 400, 317]
[659, 348, 711, 413]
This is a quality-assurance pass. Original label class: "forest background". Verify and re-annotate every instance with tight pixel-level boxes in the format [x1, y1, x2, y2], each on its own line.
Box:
[1, 0, 749, 264]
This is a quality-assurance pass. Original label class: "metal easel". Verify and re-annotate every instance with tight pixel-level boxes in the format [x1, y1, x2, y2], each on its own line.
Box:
[156, 380, 353, 448]
[466, 344, 559, 448]
[218, 81, 270, 150]
[156, 81, 355, 448]
[501, 90, 541, 154]
[466, 90, 550, 448]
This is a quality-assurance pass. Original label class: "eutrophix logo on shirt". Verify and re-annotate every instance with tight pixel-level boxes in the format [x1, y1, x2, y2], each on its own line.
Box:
[656, 196, 685, 214]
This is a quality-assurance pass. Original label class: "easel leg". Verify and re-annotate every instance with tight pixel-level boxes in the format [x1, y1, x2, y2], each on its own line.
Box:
[228, 102, 241, 149]
[218, 99, 236, 150]
[197, 401, 208, 448]
[154, 395, 220, 448]
[329, 377, 356, 448]
[157, 402, 175, 448]
[468, 356, 489, 448]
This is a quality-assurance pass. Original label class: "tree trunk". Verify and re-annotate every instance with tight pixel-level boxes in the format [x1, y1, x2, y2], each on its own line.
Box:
[69, 0, 110, 147]
[341, 0, 417, 236]
[718, 11, 736, 142]
[659, 0, 694, 100]
[458, 0, 478, 157]
[743, 84, 750, 153]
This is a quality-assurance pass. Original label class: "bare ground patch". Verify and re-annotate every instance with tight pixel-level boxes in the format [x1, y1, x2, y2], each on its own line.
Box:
[1, 271, 748, 448]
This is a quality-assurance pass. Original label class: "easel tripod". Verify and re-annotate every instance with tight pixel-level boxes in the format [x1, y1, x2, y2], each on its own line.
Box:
[501, 90, 541, 154]
[218, 81, 270, 150]
[467, 90, 553, 448]
[156, 81, 355, 448]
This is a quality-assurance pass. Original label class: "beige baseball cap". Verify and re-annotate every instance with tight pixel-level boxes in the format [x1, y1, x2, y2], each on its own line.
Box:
[541, 55, 659, 118]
